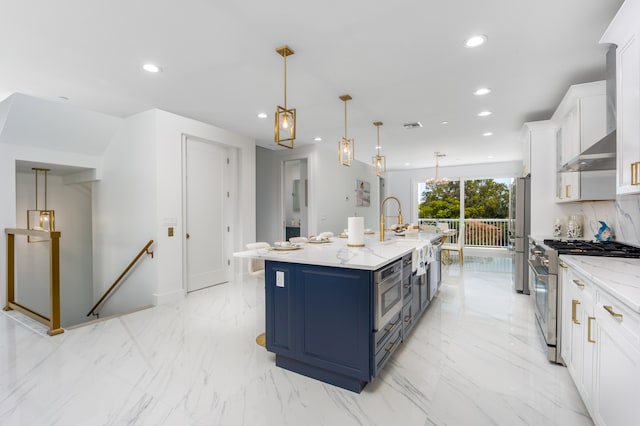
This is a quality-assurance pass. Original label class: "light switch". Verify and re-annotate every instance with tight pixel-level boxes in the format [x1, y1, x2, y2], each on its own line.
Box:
[276, 271, 285, 287]
[168, 227, 174, 237]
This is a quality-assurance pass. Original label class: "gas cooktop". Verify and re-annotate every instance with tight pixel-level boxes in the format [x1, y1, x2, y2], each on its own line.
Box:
[543, 239, 640, 258]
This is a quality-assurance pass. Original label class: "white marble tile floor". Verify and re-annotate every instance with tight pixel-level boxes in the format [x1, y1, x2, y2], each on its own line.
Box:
[0, 258, 592, 425]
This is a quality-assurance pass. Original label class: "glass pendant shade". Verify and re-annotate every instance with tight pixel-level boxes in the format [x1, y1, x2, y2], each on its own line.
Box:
[274, 45, 296, 149]
[337, 94, 354, 166]
[371, 121, 386, 176]
[27, 168, 55, 242]
[275, 106, 296, 148]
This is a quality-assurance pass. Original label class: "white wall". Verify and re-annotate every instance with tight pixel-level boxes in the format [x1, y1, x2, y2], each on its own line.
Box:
[314, 147, 379, 235]
[15, 173, 93, 326]
[0, 143, 103, 310]
[93, 109, 257, 312]
[385, 160, 523, 225]
[256, 145, 379, 244]
[153, 110, 256, 302]
[92, 110, 158, 316]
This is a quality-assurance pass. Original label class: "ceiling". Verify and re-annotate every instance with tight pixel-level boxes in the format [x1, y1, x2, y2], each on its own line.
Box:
[0, 0, 624, 171]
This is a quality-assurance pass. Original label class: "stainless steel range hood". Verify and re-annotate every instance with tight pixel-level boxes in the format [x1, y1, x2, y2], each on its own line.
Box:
[559, 129, 615, 171]
[559, 46, 617, 173]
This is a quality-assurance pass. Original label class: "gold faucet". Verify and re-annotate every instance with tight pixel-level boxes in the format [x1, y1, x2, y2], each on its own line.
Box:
[380, 196, 403, 241]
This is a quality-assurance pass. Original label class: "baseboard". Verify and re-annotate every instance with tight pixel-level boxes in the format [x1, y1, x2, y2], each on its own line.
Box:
[152, 288, 185, 305]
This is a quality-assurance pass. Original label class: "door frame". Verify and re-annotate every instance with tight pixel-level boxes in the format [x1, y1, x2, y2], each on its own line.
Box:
[280, 152, 315, 240]
[181, 134, 238, 291]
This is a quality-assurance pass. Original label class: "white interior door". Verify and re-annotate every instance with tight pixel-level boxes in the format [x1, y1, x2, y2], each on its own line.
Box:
[185, 136, 230, 292]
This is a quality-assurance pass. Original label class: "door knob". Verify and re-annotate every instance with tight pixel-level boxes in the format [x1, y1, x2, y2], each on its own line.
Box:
[186, 233, 190, 239]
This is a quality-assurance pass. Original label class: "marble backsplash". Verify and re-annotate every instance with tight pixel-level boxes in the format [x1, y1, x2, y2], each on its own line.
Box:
[557, 196, 640, 245]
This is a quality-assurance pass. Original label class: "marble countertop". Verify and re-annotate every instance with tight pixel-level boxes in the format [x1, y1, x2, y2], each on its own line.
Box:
[234, 232, 442, 271]
[560, 255, 640, 314]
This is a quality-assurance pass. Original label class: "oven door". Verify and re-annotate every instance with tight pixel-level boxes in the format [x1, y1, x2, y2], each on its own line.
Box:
[528, 260, 557, 347]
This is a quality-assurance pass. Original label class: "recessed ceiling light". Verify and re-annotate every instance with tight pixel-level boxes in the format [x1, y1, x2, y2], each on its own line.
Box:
[441, 121, 449, 125]
[405, 162, 411, 166]
[474, 88, 491, 96]
[257, 113, 268, 119]
[143, 63, 161, 73]
[483, 132, 493, 136]
[314, 137, 322, 142]
[465, 35, 487, 48]
[487, 155, 494, 159]
[478, 110, 492, 117]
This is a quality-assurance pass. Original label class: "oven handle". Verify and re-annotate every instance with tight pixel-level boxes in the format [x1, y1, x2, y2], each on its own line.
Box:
[528, 260, 550, 283]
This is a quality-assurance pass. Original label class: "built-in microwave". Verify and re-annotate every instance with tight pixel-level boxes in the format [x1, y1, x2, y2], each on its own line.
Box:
[374, 260, 403, 330]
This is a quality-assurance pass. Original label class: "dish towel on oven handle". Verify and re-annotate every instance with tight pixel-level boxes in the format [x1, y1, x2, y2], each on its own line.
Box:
[412, 240, 433, 276]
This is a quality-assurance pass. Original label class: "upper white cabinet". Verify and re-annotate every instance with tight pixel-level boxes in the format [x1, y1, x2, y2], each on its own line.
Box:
[551, 81, 615, 202]
[601, 0, 640, 194]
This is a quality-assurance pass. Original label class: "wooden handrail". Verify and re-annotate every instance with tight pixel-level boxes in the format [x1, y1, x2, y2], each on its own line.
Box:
[87, 240, 154, 318]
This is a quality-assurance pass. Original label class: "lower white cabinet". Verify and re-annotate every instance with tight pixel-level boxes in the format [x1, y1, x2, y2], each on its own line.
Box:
[593, 291, 640, 426]
[560, 260, 640, 426]
[560, 262, 595, 408]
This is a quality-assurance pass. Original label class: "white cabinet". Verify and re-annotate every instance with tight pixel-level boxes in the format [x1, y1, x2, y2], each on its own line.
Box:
[560, 258, 640, 426]
[560, 262, 595, 408]
[601, 0, 640, 194]
[593, 291, 640, 426]
[551, 82, 614, 202]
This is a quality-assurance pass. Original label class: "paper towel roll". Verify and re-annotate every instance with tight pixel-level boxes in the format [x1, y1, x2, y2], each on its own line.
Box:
[348, 217, 365, 247]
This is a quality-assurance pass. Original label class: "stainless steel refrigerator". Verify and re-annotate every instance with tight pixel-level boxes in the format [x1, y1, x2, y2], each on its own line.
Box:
[509, 176, 531, 294]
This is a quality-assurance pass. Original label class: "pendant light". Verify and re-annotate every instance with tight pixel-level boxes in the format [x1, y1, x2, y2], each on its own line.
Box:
[425, 152, 449, 185]
[274, 45, 296, 149]
[372, 121, 386, 176]
[338, 94, 354, 166]
[27, 167, 55, 242]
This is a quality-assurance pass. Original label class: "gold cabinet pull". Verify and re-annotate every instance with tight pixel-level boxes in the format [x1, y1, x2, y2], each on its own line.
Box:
[186, 233, 191, 239]
[385, 322, 397, 333]
[587, 317, 596, 343]
[603, 305, 623, 320]
[385, 341, 396, 353]
[631, 162, 640, 186]
[572, 299, 581, 324]
[404, 315, 412, 323]
[572, 279, 585, 288]
[565, 184, 571, 198]
[559, 261, 568, 269]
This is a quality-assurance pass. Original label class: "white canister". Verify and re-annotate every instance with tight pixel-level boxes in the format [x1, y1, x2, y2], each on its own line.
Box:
[347, 217, 365, 247]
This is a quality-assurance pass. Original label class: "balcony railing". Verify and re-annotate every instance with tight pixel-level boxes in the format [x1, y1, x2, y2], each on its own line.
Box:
[418, 218, 510, 248]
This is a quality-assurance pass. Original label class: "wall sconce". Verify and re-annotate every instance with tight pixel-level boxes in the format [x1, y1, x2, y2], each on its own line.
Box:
[372, 121, 386, 176]
[274, 45, 296, 149]
[27, 167, 55, 242]
[338, 94, 354, 166]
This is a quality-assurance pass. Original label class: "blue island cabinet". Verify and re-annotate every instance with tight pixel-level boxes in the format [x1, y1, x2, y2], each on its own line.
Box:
[265, 260, 374, 392]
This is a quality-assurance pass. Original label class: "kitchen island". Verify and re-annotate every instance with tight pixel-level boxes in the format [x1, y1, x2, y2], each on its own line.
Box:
[234, 233, 442, 392]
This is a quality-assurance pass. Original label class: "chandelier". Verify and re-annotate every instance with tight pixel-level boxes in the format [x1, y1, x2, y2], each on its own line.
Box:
[372, 121, 386, 176]
[338, 94, 354, 166]
[274, 45, 296, 148]
[425, 152, 449, 185]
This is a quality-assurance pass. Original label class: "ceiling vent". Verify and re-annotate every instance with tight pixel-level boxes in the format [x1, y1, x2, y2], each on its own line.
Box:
[403, 122, 423, 129]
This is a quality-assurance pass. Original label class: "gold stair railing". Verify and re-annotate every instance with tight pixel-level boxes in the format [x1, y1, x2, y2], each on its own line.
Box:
[4, 228, 64, 336]
[87, 240, 154, 318]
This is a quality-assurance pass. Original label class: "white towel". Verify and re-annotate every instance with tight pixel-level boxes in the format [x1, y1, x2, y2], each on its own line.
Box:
[425, 240, 435, 264]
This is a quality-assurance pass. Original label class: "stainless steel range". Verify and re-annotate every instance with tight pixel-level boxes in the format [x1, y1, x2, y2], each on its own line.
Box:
[528, 237, 640, 364]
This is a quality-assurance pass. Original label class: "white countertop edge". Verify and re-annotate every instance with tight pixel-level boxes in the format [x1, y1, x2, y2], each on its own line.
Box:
[234, 233, 442, 271]
[560, 255, 640, 314]
[234, 245, 416, 271]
